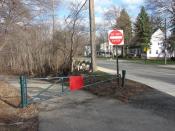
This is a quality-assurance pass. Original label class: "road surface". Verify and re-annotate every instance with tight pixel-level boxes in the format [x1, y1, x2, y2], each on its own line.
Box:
[97, 59, 175, 96]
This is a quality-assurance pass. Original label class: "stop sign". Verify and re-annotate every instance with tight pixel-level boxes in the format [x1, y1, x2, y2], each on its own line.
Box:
[108, 30, 124, 45]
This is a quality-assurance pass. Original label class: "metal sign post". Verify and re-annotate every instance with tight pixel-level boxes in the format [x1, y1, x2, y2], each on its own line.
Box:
[20, 75, 28, 108]
[108, 29, 124, 87]
[116, 46, 119, 76]
[116, 46, 120, 86]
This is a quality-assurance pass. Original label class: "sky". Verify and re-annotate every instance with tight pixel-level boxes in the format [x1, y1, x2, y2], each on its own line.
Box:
[94, 0, 144, 23]
[58, 0, 144, 25]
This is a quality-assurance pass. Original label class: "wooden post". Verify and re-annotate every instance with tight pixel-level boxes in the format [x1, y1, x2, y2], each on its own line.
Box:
[89, 0, 96, 72]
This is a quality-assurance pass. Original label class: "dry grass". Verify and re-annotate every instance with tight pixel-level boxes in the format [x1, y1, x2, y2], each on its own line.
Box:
[0, 81, 38, 131]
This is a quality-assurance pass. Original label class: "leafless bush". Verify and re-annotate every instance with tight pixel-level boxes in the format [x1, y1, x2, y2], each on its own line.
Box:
[0, 0, 88, 76]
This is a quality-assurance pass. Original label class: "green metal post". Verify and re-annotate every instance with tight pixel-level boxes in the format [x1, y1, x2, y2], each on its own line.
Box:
[116, 46, 120, 87]
[20, 75, 28, 108]
[61, 78, 64, 92]
[121, 70, 126, 87]
[24, 75, 28, 105]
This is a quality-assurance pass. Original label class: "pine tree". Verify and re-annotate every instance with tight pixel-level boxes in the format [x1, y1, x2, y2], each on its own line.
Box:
[116, 9, 132, 57]
[116, 9, 132, 45]
[134, 6, 152, 52]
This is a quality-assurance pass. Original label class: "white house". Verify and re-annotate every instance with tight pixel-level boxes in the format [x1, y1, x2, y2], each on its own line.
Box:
[147, 29, 170, 59]
[99, 42, 113, 57]
[84, 45, 91, 56]
[98, 42, 122, 57]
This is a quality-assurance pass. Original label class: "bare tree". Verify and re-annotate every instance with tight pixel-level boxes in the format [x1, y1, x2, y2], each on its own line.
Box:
[0, 0, 88, 76]
[103, 5, 120, 28]
[145, 0, 175, 60]
[145, 0, 175, 32]
[0, 0, 63, 75]
[63, 0, 88, 72]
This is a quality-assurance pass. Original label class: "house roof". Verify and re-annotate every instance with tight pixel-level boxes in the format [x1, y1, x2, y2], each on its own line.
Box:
[151, 29, 164, 38]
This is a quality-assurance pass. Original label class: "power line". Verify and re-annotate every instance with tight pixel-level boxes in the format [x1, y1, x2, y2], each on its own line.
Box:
[65, 0, 88, 25]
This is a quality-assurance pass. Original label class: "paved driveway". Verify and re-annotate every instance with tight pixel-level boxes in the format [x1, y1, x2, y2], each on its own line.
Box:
[39, 90, 175, 131]
[97, 59, 175, 96]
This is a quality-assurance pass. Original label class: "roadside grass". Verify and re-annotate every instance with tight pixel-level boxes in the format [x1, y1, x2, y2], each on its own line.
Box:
[89, 70, 112, 76]
[88, 56, 175, 65]
[119, 57, 175, 65]
[85, 71, 115, 83]
[78, 70, 115, 82]
[97, 57, 115, 61]
[63, 71, 116, 87]
[131, 59, 175, 65]
[144, 59, 175, 65]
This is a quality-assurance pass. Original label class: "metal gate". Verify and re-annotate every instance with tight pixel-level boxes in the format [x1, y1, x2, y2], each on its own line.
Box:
[19, 73, 125, 108]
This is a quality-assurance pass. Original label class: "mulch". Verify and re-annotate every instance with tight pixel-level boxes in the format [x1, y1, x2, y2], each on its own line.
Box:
[85, 78, 152, 103]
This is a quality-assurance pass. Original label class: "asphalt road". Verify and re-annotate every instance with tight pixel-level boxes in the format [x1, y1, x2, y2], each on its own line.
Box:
[97, 59, 175, 96]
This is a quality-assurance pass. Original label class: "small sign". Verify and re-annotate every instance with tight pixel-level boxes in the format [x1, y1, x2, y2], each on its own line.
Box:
[108, 30, 124, 45]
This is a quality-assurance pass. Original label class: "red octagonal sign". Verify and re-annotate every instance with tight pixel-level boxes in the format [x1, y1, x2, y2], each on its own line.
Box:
[108, 30, 124, 45]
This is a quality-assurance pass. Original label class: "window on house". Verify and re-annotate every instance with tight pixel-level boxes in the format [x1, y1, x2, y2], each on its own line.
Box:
[156, 50, 159, 54]
[149, 50, 151, 54]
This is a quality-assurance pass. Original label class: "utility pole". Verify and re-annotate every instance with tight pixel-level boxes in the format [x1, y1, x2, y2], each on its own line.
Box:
[52, 0, 55, 38]
[164, 18, 167, 65]
[89, 0, 96, 72]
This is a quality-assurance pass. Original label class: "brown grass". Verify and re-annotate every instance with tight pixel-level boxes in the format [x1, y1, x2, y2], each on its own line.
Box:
[0, 81, 38, 131]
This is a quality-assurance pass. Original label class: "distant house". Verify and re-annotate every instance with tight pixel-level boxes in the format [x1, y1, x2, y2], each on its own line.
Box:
[98, 42, 113, 57]
[129, 29, 171, 59]
[147, 29, 166, 59]
[84, 42, 123, 57]
[84, 45, 91, 56]
[97, 42, 122, 57]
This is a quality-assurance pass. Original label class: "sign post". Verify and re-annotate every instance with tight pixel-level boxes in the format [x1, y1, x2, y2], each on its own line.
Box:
[116, 46, 119, 76]
[108, 30, 124, 86]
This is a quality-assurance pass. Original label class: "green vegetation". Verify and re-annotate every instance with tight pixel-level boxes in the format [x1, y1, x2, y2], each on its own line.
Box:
[116, 9, 132, 57]
[146, 0, 175, 56]
[134, 6, 152, 51]
[144, 60, 175, 65]
[90, 71, 112, 76]
[120, 58, 175, 65]
[63, 70, 115, 87]
[116, 9, 132, 45]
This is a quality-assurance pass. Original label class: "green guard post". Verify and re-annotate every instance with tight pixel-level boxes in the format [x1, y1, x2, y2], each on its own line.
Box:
[20, 75, 28, 108]
[61, 78, 64, 92]
[122, 70, 126, 87]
